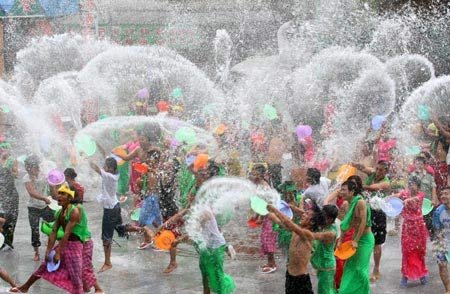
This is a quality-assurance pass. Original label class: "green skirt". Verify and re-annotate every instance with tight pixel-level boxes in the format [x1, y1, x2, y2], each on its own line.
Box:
[339, 232, 375, 294]
[317, 270, 336, 294]
[199, 245, 235, 294]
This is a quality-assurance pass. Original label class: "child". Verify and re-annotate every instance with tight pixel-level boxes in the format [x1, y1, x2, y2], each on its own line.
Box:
[0, 217, 17, 288]
[195, 204, 235, 294]
[89, 157, 121, 273]
[311, 205, 338, 294]
[23, 155, 54, 260]
[64, 168, 84, 204]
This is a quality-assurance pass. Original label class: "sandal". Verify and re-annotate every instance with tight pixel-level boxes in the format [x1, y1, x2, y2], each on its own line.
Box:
[261, 266, 277, 274]
[138, 242, 152, 250]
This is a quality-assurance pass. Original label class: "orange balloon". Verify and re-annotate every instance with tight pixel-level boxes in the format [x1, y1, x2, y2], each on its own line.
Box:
[154, 230, 176, 250]
[156, 100, 170, 112]
[215, 124, 227, 136]
[334, 241, 357, 260]
[112, 147, 127, 166]
[193, 153, 209, 171]
[247, 218, 260, 229]
[336, 164, 357, 183]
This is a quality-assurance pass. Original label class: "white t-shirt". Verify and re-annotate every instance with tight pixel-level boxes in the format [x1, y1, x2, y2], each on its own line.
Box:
[96, 169, 119, 209]
[23, 174, 48, 209]
[200, 206, 226, 249]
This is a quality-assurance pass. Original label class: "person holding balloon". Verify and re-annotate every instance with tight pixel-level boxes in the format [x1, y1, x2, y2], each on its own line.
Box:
[393, 176, 429, 287]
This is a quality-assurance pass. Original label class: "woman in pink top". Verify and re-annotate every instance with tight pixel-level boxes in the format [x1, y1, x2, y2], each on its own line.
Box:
[397, 176, 428, 287]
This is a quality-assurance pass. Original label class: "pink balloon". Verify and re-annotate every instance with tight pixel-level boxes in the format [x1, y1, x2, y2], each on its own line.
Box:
[137, 88, 149, 99]
[296, 125, 312, 139]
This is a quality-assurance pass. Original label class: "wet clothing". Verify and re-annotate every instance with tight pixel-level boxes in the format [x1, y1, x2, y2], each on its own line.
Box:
[398, 190, 428, 280]
[340, 195, 373, 294]
[101, 203, 122, 241]
[139, 194, 162, 227]
[55, 205, 90, 243]
[198, 245, 235, 294]
[285, 272, 313, 294]
[159, 161, 180, 220]
[261, 216, 277, 255]
[23, 174, 48, 209]
[433, 204, 450, 264]
[365, 173, 389, 245]
[82, 239, 97, 291]
[117, 161, 130, 195]
[34, 241, 84, 294]
[339, 232, 375, 294]
[96, 169, 119, 209]
[28, 206, 55, 248]
[311, 225, 337, 294]
[0, 156, 18, 248]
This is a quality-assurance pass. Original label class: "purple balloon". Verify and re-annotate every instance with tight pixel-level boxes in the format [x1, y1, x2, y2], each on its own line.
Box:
[137, 88, 149, 99]
[296, 125, 312, 139]
[170, 138, 180, 148]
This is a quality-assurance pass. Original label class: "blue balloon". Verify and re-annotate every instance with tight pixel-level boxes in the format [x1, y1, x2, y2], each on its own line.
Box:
[371, 115, 386, 131]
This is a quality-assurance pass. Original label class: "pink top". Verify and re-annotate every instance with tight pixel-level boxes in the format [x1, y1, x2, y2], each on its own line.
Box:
[407, 164, 435, 176]
[399, 190, 424, 220]
[124, 141, 140, 153]
[376, 138, 396, 162]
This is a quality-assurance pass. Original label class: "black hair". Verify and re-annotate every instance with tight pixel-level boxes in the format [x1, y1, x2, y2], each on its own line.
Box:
[342, 179, 362, 195]
[207, 160, 220, 178]
[322, 204, 338, 223]
[64, 168, 77, 180]
[24, 155, 40, 170]
[307, 168, 321, 185]
[310, 202, 326, 232]
[347, 175, 363, 191]
[105, 157, 118, 174]
[147, 149, 161, 161]
[252, 163, 267, 175]
[414, 156, 426, 164]
[377, 160, 389, 170]
[408, 175, 422, 188]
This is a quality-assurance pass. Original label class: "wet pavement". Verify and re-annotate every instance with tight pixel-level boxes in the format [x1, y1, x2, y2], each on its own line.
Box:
[0, 183, 445, 293]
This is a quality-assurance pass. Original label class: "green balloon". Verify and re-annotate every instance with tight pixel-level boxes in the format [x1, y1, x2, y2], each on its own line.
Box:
[41, 221, 64, 240]
[75, 134, 97, 157]
[263, 104, 278, 120]
[99, 114, 108, 120]
[422, 198, 433, 216]
[418, 105, 430, 121]
[175, 127, 197, 146]
[172, 87, 183, 99]
[250, 196, 268, 216]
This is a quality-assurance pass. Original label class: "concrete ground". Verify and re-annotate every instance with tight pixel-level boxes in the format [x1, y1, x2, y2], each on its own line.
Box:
[0, 183, 445, 293]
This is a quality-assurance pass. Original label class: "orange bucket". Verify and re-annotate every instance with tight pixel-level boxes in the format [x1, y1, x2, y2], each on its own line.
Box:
[154, 230, 176, 250]
[335, 164, 357, 183]
[133, 162, 149, 174]
[193, 154, 209, 171]
[334, 241, 356, 260]
[112, 147, 127, 166]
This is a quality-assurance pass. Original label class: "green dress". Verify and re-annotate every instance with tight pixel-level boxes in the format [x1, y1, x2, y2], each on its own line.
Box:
[311, 224, 337, 294]
[117, 161, 130, 195]
[339, 195, 375, 294]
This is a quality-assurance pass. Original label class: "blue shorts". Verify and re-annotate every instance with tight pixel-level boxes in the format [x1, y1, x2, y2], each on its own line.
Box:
[139, 194, 162, 227]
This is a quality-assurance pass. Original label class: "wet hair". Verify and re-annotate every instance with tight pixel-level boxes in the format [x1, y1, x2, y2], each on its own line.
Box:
[414, 156, 426, 164]
[207, 160, 220, 178]
[310, 202, 326, 232]
[322, 204, 338, 223]
[408, 175, 421, 188]
[147, 149, 161, 162]
[64, 168, 77, 180]
[342, 179, 362, 195]
[307, 168, 321, 185]
[105, 157, 118, 174]
[347, 175, 363, 191]
[24, 155, 40, 170]
[377, 160, 389, 171]
[420, 151, 432, 160]
[252, 163, 267, 176]
[138, 123, 162, 144]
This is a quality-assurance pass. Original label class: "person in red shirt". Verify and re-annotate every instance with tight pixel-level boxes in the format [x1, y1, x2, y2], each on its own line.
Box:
[64, 168, 84, 204]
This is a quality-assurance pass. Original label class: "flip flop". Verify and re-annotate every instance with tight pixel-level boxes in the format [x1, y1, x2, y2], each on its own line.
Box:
[138, 242, 152, 250]
[261, 266, 277, 274]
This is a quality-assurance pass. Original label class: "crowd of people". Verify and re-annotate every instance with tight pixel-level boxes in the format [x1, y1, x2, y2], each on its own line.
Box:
[0, 98, 449, 294]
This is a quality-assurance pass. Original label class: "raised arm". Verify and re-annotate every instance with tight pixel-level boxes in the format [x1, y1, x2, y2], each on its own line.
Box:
[364, 181, 391, 193]
[267, 204, 313, 240]
[313, 230, 336, 245]
[89, 161, 101, 175]
[352, 162, 373, 176]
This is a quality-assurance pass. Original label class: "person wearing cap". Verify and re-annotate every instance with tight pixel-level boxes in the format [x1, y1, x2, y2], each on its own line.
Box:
[395, 176, 428, 287]
[0, 140, 19, 250]
[10, 184, 88, 294]
[23, 155, 54, 261]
